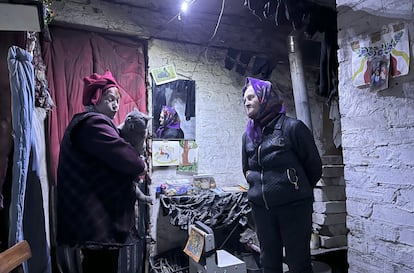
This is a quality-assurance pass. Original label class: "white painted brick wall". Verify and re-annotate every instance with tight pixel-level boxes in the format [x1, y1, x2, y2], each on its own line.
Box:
[338, 1, 414, 272]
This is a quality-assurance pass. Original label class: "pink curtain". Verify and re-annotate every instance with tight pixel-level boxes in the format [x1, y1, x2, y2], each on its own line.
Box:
[43, 26, 147, 185]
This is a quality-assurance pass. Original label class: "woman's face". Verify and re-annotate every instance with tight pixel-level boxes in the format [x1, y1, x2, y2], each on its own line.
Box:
[159, 111, 165, 125]
[243, 85, 260, 119]
[94, 87, 120, 119]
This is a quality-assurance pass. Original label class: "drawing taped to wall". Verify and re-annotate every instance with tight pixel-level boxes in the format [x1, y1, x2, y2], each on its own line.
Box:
[177, 140, 198, 174]
[152, 140, 180, 166]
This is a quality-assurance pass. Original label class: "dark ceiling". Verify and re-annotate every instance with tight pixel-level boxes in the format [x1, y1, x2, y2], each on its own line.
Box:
[95, 0, 335, 62]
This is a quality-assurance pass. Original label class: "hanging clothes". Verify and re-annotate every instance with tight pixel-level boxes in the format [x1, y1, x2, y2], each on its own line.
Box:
[329, 98, 342, 148]
[0, 32, 25, 213]
[304, 5, 338, 102]
[25, 108, 52, 273]
[7, 45, 35, 273]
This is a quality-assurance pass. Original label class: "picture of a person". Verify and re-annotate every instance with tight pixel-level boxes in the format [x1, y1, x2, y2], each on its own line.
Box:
[380, 64, 387, 81]
[371, 67, 381, 86]
[155, 105, 185, 139]
[370, 57, 389, 92]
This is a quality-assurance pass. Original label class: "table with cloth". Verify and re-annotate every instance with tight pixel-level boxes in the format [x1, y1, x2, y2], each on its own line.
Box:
[154, 191, 251, 253]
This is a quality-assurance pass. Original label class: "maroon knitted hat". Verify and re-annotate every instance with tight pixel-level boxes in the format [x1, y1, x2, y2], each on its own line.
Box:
[83, 70, 119, 106]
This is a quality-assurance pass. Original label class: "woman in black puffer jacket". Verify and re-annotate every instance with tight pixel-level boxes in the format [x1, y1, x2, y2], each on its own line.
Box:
[242, 77, 322, 273]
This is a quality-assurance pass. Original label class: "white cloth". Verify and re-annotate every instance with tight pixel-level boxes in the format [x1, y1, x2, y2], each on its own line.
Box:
[329, 98, 342, 148]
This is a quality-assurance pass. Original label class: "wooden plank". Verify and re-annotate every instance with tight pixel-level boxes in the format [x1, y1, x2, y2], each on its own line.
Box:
[0, 240, 32, 273]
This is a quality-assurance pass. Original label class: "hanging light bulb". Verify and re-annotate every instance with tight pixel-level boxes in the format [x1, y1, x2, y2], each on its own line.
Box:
[181, 1, 189, 13]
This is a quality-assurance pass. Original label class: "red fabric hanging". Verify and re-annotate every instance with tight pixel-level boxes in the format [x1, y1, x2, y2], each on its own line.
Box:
[42, 26, 147, 185]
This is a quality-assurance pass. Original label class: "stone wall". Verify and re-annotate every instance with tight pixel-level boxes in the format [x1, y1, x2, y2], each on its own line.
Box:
[337, 1, 414, 272]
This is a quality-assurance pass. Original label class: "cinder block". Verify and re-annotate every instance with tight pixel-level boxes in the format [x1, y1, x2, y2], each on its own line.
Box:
[313, 201, 346, 213]
[321, 155, 343, 165]
[319, 235, 347, 248]
[322, 165, 344, 178]
[312, 212, 347, 225]
[313, 186, 346, 201]
[316, 176, 345, 186]
[313, 223, 349, 236]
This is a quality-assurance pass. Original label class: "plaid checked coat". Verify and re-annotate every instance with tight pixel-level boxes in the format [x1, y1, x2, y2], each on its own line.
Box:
[57, 112, 146, 249]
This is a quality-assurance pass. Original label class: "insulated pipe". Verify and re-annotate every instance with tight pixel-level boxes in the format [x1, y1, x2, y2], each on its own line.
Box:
[287, 31, 313, 132]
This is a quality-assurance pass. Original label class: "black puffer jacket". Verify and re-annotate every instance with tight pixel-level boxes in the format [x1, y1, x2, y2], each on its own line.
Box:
[242, 114, 322, 208]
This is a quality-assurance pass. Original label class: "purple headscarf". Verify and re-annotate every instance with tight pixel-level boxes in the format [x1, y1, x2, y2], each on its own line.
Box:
[243, 77, 286, 144]
[156, 105, 181, 138]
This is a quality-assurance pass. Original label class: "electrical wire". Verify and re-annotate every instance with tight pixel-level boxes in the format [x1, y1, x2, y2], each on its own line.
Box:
[208, 0, 226, 42]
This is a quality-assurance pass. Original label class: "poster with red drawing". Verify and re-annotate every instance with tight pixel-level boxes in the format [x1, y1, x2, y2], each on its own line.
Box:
[351, 22, 410, 89]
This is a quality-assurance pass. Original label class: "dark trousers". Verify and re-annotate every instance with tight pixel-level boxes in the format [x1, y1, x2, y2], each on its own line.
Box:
[251, 199, 313, 273]
[81, 248, 119, 273]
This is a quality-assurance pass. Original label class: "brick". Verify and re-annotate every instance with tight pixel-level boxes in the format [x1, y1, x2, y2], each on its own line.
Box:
[316, 176, 345, 186]
[319, 235, 347, 248]
[347, 249, 385, 273]
[321, 155, 343, 165]
[313, 201, 346, 213]
[313, 223, 348, 236]
[345, 189, 383, 203]
[322, 165, 344, 177]
[372, 205, 414, 227]
[313, 186, 346, 201]
[346, 199, 373, 218]
[399, 228, 414, 246]
[312, 213, 347, 225]
[373, 242, 414, 269]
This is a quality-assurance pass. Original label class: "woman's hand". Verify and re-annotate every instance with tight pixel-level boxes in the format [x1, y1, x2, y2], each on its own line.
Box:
[138, 161, 148, 176]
